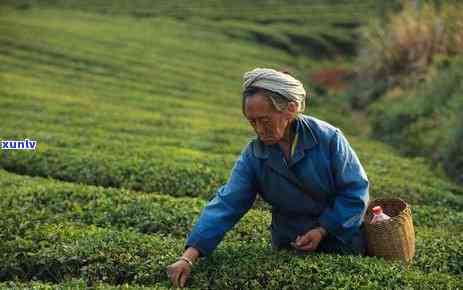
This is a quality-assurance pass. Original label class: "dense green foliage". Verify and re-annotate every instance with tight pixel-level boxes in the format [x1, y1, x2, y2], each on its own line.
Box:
[345, 1, 463, 184]
[3, 221, 462, 289]
[1, 1, 463, 289]
[1, 171, 462, 288]
[369, 57, 463, 183]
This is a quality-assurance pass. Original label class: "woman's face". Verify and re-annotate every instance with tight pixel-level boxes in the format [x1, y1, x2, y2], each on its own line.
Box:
[244, 93, 292, 145]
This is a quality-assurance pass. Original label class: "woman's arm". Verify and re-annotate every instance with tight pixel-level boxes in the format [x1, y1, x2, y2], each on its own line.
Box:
[184, 143, 258, 258]
[318, 129, 369, 242]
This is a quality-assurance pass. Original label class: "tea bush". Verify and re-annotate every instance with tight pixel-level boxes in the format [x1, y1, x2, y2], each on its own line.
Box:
[0, 280, 171, 290]
[0, 169, 271, 243]
[1, 222, 462, 289]
[1, 170, 463, 288]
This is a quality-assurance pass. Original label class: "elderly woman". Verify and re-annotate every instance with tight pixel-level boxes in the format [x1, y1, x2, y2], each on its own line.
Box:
[167, 68, 369, 288]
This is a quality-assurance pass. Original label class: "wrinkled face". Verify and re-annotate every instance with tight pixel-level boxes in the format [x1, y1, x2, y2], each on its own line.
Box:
[244, 93, 292, 145]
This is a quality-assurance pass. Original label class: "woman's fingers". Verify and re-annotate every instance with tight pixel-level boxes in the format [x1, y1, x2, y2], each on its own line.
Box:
[167, 261, 191, 288]
[297, 240, 316, 251]
[180, 269, 189, 288]
[171, 272, 178, 288]
[296, 233, 312, 247]
[169, 268, 181, 288]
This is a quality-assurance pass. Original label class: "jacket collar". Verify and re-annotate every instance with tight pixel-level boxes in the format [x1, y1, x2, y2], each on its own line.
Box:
[252, 114, 319, 164]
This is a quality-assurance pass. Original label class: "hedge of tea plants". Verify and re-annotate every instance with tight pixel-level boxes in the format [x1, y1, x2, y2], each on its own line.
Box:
[0, 169, 462, 289]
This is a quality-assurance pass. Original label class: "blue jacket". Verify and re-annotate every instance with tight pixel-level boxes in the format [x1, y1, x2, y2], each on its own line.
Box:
[185, 114, 369, 257]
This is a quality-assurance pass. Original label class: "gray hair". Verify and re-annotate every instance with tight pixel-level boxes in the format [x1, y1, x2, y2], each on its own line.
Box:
[242, 86, 302, 118]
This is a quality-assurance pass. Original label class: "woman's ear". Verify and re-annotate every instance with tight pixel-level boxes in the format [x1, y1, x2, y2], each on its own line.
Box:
[286, 101, 298, 118]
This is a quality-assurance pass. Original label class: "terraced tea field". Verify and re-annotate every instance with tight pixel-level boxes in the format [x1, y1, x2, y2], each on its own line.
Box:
[1, 1, 462, 289]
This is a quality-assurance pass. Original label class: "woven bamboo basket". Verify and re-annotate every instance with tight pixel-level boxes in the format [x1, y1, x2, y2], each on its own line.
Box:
[363, 198, 415, 263]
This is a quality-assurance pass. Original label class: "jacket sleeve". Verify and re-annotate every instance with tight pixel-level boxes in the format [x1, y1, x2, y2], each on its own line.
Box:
[184, 144, 258, 258]
[318, 129, 369, 242]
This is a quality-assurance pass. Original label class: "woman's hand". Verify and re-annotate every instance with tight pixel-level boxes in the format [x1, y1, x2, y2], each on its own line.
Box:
[166, 247, 199, 288]
[291, 227, 327, 251]
[166, 259, 192, 288]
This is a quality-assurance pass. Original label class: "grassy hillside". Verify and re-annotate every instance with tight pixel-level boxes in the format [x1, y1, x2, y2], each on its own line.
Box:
[1, 2, 462, 289]
[3, 0, 376, 61]
[0, 4, 375, 198]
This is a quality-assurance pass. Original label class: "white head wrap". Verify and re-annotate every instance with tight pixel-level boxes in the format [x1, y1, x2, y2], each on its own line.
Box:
[242, 68, 307, 112]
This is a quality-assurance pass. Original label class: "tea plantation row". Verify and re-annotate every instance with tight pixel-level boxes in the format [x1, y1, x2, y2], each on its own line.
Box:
[0, 169, 462, 289]
[2, 219, 462, 289]
[2, 134, 462, 211]
[0, 169, 462, 237]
